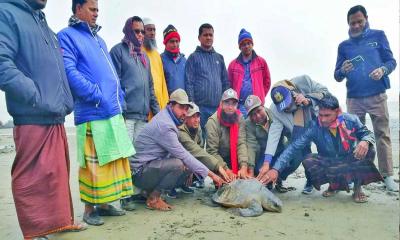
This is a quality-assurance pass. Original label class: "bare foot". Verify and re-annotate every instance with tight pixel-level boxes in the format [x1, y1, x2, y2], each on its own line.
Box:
[352, 191, 368, 203]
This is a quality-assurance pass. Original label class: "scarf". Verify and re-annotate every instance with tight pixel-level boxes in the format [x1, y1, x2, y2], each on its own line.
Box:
[121, 17, 147, 68]
[217, 106, 241, 174]
[319, 109, 356, 151]
[68, 15, 101, 35]
[167, 105, 183, 126]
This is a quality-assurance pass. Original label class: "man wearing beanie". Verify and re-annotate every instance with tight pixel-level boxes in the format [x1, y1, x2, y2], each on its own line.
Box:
[228, 28, 271, 117]
[110, 16, 160, 211]
[185, 23, 230, 137]
[142, 17, 169, 116]
[161, 24, 187, 95]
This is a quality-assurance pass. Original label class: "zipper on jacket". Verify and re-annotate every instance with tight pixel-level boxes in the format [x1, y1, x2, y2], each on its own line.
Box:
[32, 10, 67, 115]
[136, 57, 147, 115]
[87, 23, 122, 112]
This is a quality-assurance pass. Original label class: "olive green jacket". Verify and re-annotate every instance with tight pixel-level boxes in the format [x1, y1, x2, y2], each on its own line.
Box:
[246, 107, 287, 167]
[205, 112, 248, 168]
[178, 124, 227, 171]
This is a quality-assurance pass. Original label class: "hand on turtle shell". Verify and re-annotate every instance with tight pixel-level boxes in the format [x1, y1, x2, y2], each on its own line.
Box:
[261, 169, 279, 185]
[256, 162, 270, 181]
[238, 166, 252, 179]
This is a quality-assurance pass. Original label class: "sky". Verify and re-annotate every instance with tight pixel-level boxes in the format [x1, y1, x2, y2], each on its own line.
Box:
[0, 0, 399, 126]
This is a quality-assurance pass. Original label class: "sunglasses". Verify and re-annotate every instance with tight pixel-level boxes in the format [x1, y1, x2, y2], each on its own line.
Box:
[133, 29, 145, 35]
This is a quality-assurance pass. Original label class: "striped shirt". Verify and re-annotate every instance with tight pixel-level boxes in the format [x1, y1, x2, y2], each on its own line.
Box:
[185, 46, 230, 107]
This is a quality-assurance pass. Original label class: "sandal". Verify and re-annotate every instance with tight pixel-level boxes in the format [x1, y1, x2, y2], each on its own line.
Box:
[62, 222, 88, 232]
[322, 189, 338, 197]
[352, 192, 368, 203]
[146, 198, 173, 211]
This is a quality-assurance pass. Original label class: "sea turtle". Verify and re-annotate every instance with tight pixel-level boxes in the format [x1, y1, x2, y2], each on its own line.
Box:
[212, 179, 283, 217]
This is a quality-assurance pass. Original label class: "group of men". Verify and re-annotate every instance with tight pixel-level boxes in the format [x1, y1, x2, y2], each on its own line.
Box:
[0, 0, 398, 239]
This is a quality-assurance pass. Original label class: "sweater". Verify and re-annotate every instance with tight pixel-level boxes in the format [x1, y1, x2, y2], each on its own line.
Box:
[185, 46, 230, 107]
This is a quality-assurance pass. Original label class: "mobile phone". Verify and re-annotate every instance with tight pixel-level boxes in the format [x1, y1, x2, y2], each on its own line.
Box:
[349, 55, 364, 66]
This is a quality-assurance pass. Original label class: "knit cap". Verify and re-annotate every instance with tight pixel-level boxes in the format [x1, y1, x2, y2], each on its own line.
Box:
[163, 24, 181, 44]
[238, 28, 253, 45]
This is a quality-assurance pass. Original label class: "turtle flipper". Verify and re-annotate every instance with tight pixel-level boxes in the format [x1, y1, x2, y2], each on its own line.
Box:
[237, 200, 263, 217]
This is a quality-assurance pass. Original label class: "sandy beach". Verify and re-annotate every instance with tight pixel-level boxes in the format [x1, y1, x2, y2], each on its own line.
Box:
[0, 121, 398, 240]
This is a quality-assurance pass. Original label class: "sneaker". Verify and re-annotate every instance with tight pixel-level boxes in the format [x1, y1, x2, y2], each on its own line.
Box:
[348, 182, 354, 190]
[192, 180, 205, 189]
[120, 198, 136, 211]
[384, 176, 399, 192]
[83, 210, 104, 226]
[166, 188, 178, 198]
[180, 186, 194, 194]
[302, 180, 314, 195]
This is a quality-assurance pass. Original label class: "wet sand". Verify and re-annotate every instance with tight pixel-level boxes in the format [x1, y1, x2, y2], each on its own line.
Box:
[0, 127, 398, 240]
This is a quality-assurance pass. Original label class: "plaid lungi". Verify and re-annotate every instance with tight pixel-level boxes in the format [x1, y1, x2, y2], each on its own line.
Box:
[303, 147, 383, 191]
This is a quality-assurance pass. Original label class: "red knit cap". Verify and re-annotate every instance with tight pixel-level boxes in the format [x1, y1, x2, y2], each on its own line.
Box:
[163, 24, 181, 45]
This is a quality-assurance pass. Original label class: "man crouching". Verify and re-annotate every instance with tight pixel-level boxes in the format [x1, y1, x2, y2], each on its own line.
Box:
[131, 89, 225, 211]
[263, 94, 383, 203]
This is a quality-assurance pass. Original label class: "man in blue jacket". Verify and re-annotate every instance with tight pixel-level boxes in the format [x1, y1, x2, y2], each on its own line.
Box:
[185, 23, 230, 135]
[58, 0, 135, 226]
[334, 5, 398, 192]
[263, 95, 383, 203]
[161, 24, 187, 95]
[0, 0, 86, 238]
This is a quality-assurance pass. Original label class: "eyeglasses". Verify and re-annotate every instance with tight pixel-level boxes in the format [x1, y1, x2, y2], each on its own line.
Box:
[133, 29, 145, 35]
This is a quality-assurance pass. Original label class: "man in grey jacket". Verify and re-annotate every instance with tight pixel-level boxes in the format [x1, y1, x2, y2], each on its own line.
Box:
[262, 75, 329, 194]
[110, 16, 159, 141]
[131, 89, 225, 211]
[110, 16, 159, 211]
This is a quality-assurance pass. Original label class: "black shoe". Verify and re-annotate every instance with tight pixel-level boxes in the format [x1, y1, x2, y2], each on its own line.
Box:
[181, 186, 195, 194]
[120, 198, 136, 211]
[192, 180, 205, 188]
[166, 188, 178, 198]
[97, 205, 125, 216]
[302, 180, 314, 195]
[131, 194, 147, 203]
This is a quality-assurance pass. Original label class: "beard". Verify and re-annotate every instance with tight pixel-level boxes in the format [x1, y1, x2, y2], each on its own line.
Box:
[144, 38, 157, 50]
[221, 111, 239, 124]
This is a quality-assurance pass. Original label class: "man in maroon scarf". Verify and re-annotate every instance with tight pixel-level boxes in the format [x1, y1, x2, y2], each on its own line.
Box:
[205, 88, 251, 179]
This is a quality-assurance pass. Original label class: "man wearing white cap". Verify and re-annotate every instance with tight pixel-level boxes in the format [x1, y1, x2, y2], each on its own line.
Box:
[142, 17, 169, 116]
[206, 88, 250, 179]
